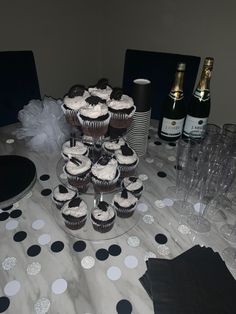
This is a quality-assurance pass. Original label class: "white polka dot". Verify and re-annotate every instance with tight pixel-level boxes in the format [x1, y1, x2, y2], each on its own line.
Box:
[178, 224, 191, 235]
[143, 215, 154, 224]
[127, 236, 140, 247]
[145, 157, 154, 163]
[4, 280, 21, 296]
[157, 244, 170, 256]
[144, 251, 157, 261]
[194, 202, 206, 213]
[12, 202, 20, 209]
[51, 278, 68, 295]
[154, 200, 165, 208]
[60, 173, 67, 180]
[34, 298, 51, 314]
[124, 256, 138, 269]
[138, 174, 148, 181]
[137, 203, 148, 212]
[149, 142, 156, 147]
[5, 219, 19, 230]
[38, 234, 51, 245]
[168, 156, 176, 162]
[6, 138, 14, 144]
[165, 144, 174, 150]
[24, 191, 32, 199]
[81, 256, 95, 269]
[107, 266, 122, 281]
[156, 161, 164, 168]
[32, 219, 45, 230]
[2, 257, 17, 270]
[27, 262, 41, 275]
[163, 198, 174, 207]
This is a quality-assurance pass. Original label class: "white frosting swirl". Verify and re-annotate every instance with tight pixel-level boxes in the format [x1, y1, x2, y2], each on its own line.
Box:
[65, 156, 91, 176]
[92, 205, 115, 221]
[79, 103, 108, 119]
[63, 91, 89, 111]
[62, 199, 87, 218]
[91, 158, 118, 181]
[108, 94, 134, 110]
[113, 191, 137, 207]
[62, 140, 88, 157]
[103, 138, 126, 151]
[89, 86, 112, 100]
[122, 177, 143, 191]
[53, 185, 76, 202]
[115, 148, 138, 165]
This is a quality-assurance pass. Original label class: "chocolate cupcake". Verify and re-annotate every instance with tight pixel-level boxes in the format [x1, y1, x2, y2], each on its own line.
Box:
[64, 155, 91, 192]
[112, 189, 138, 218]
[107, 88, 136, 129]
[91, 154, 120, 192]
[52, 184, 77, 209]
[62, 85, 89, 126]
[78, 96, 111, 138]
[61, 197, 88, 230]
[115, 143, 139, 177]
[82, 135, 102, 163]
[88, 78, 112, 101]
[61, 138, 88, 161]
[121, 176, 143, 199]
[102, 137, 126, 156]
[91, 201, 116, 233]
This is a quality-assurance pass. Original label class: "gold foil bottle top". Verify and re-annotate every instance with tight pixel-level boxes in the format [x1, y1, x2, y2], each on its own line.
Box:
[177, 63, 186, 72]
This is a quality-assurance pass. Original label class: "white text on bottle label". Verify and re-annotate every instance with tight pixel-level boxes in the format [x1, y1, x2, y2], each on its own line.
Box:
[183, 115, 208, 136]
[161, 118, 185, 137]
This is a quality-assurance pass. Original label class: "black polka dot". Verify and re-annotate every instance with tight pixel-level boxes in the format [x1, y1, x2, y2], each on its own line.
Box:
[154, 141, 162, 145]
[10, 209, 22, 218]
[0, 296, 10, 313]
[155, 233, 168, 244]
[168, 142, 176, 147]
[174, 165, 182, 170]
[116, 299, 133, 314]
[157, 171, 167, 178]
[1, 205, 13, 211]
[39, 174, 50, 181]
[51, 241, 64, 253]
[41, 189, 52, 196]
[13, 231, 27, 242]
[73, 240, 86, 252]
[148, 135, 151, 140]
[108, 244, 122, 256]
[96, 249, 109, 261]
[27, 245, 41, 257]
[0, 212, 10, 221]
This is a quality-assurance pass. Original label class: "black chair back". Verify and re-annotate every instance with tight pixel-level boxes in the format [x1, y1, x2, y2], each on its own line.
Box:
[122, 49, 201, 119]
[0, 51, 41, 126]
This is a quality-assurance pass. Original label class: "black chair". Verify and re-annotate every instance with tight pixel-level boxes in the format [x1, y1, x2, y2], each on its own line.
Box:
[122, 49, 201, 119]
[0, 50, 41, 126]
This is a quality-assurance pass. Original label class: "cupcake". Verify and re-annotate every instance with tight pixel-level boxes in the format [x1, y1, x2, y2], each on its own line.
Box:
[115, 143, 139, 177]
[64, 155, 91, 192]
[91, 155, 120, 192]
[102, 137, 126, 156]
[112, 189, 138, 218]
[107, 88, 136, 129]
[61, 197, 88, 230]
[61, 138, 88, 160]
[82, 135, 102, 162]
[52, 184, 77, 209]
[78, 96, 111, 138]
[91, 201, 116, 233]
[62, 85, 89, 126]
[121, 176, 143, 199]
[88, 78, 112, 101]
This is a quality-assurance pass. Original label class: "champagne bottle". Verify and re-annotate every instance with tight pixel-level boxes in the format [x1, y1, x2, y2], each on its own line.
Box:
[183, 57, 214, 138]
[158, 63, 186, 141]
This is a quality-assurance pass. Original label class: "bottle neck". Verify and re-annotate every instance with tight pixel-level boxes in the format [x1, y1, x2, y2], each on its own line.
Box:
[197, 66, 212, 91]
[169, 70, 184, 100]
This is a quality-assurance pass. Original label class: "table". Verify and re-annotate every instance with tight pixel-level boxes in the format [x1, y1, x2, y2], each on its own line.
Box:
[0, 122, 236, 314]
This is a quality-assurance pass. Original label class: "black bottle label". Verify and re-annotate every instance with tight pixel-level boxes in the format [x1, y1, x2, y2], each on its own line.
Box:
[194, 89, 210, 102]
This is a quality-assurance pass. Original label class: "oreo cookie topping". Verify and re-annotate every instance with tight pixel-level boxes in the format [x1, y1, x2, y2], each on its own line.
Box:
[68, 85, 86, 98]
[68, 197, 82, 208]
[121, 189, 128, 199]
[121, 144, 133, 156]
[96, 78, 109, 89]
[110, 88, 123, 100]
[70, 157, 82, 166]
[129, 177, 138, 183]
[98, 201, 108, 211]
[58, 185, 68, 194]
[86, 95, 105, 105]
[98, 155, 111, 166]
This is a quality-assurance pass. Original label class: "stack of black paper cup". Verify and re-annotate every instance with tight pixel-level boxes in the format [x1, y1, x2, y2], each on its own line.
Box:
[126, 79, 151, 157]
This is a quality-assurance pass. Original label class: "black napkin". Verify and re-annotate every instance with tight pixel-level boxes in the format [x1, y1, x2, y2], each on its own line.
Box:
[139, 245, 236, 314]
